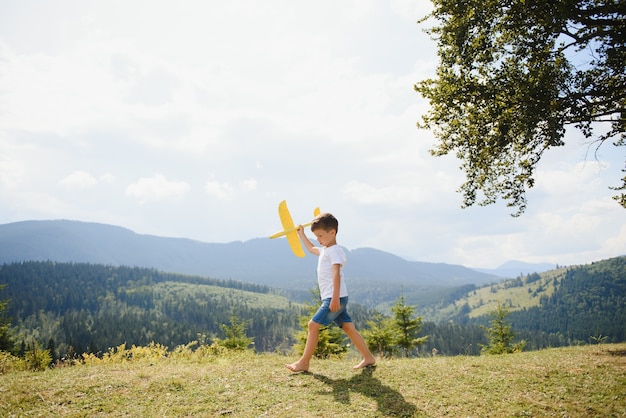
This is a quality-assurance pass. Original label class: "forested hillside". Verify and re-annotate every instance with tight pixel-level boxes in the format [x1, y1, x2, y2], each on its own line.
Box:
[506, 257, 626, 343]
[0, 261, 306, 357]
[451, 256, 626, 345]
[1, 257, 624, 359]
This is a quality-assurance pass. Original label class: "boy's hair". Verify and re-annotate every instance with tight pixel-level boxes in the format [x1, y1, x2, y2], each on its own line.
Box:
[311, 213, 338, 233]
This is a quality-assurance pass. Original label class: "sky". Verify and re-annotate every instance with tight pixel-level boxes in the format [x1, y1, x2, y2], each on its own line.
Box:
[0, 0, 624, 269]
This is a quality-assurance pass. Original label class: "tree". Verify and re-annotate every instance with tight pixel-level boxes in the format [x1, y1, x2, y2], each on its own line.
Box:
[216, 315, 254, 351]
[0, 284, 14, 353]
[47, 338, 57, 364]
[391, 296, 428, 357]
[415, 0, 625, 214]
[480, 302, 526, 354]
[362, 310, 397, 358]
[24, 340, 52, 371]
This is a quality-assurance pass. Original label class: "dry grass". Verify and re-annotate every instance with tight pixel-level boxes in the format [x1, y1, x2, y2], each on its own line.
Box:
[1, 344, 625, 417]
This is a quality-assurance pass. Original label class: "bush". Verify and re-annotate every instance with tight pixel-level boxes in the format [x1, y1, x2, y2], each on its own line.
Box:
[24, 341, 52, 371]
[0, 351, 25, 374]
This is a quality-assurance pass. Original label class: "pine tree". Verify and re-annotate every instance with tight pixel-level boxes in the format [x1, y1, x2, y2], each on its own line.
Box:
[361, 311, 396, 358]
[216, 315, 255, 351]
[47, 338, 57, 364]
[0, 284, 13, 353]
[391, 296, 428, 357]
[480, 302, 526, 354]
[24, 340, 52, 371]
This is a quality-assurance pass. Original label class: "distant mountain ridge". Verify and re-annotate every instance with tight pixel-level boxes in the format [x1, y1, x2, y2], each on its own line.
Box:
[472, 260, 557, 278]
[0, 220, 499, 293]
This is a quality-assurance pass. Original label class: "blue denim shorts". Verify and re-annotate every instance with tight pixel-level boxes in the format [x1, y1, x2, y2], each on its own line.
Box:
[311, 297, 352, 327]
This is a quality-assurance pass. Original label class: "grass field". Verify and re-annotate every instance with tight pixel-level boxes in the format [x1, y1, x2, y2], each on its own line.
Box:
[1, 343, 625, 417]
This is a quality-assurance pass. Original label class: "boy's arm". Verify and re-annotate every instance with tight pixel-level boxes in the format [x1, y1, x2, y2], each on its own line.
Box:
[297, 226, 320, 256]
[330, 264, 341, 312]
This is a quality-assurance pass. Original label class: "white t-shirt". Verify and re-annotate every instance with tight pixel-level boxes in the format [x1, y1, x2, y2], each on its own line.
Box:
[316, 245, 348, 300]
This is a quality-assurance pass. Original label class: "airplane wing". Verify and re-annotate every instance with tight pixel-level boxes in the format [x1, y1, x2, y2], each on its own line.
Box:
[278, 200, 305, 258]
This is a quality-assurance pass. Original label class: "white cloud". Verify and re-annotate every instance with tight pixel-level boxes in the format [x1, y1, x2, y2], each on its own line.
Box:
[0, 157, 25, 190]
[204, 177, 257, 200]
[240, 178, 258, 192]
[58, 171, 98, 190]
[204, 180, 234, 201]
[536, 160, 606, 198]
[99, 172, 116, 184]
[603, 224, 626, 257]
[343, 180, 425, 206]
[390, 0, 433, 20]
[126, 174, 189, 203]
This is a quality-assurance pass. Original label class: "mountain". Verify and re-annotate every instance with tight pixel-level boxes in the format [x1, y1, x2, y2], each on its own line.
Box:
[472, 260, 558, 278]
[0, 220, 499, 301]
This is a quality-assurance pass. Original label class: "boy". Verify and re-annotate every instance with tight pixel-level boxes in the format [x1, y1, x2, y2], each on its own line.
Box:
[285, 213, 376, 372]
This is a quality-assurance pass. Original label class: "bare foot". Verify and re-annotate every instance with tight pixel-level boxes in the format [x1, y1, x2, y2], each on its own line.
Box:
[353, 359, 376, 370]
[285, 361, 309, 372]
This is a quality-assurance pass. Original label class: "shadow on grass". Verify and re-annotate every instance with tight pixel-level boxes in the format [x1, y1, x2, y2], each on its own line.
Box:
[310, 366, 417, 417]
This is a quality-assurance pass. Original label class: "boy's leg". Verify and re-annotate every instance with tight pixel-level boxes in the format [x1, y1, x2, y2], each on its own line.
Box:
[286, 320, 320, 372]
[341, 322, 376, 369]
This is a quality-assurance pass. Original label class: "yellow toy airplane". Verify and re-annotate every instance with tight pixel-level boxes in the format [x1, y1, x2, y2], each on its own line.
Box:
[269, 200, 320, 257]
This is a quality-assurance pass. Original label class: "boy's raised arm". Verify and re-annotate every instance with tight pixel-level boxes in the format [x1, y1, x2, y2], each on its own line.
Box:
[297, 225, 320, 256]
